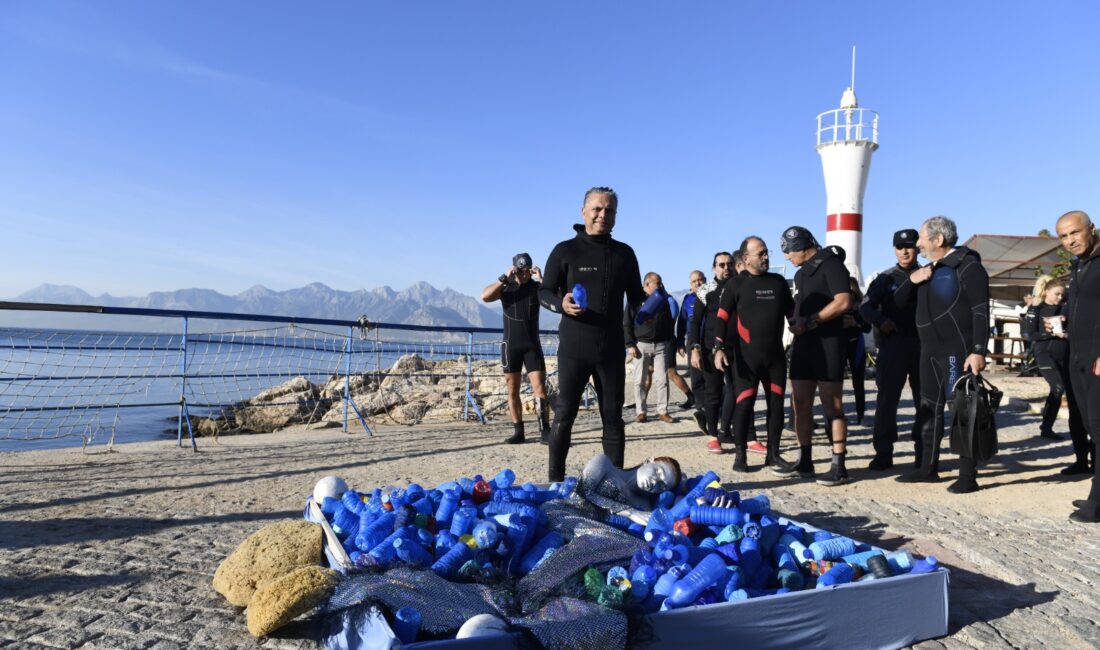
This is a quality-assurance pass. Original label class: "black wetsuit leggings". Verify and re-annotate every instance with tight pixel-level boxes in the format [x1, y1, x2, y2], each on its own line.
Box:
[732, 354, 786, 455]
[1069, 358, 1100, 506]
[872, 336, 920, 457]
[914, 347, 976, 481]
[845, 335, 867, 420]
[701, 357, 734, 438]
[1034, 342, 1088, 459]
[549, 355, 626, 482]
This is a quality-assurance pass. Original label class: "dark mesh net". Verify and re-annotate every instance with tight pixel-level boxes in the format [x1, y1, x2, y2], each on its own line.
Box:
[517, 500, 648, 614]
[316, 500, 642, 648]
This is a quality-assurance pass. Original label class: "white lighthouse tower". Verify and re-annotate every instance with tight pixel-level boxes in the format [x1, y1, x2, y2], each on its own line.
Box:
[816, 48, 878, 284]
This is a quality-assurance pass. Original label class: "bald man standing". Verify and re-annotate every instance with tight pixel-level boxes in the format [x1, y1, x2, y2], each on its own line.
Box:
[1056, 210, 1100, 523]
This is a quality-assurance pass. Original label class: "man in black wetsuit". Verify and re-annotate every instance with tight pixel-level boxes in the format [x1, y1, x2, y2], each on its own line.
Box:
[774, 226, 853, 486]
[481, 253, 550, 445]
[713, 236, 795, 472]
[896, 216, 989, 494]
[860, 229, 922, 470]
[1055, 210, 1100, 523]
[539, 187, 646, 482]
[689, 252, 735, 454]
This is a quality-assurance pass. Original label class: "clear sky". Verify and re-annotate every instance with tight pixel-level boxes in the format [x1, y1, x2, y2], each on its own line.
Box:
[2, 1, 1097, 300]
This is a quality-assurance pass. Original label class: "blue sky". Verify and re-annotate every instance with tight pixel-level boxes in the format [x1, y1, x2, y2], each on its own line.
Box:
[1, 1, 1097, 301]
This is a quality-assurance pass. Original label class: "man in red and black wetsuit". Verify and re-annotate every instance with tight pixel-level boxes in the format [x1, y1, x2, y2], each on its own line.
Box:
[713, 236, 794, 472]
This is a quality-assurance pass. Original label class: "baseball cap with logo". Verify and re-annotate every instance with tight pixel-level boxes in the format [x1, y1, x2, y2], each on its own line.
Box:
[893, 229, 918, 248]
[513, 253, 533, 270]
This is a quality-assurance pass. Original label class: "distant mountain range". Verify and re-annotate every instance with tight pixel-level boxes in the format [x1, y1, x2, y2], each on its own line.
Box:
[2, 282, 558, 333]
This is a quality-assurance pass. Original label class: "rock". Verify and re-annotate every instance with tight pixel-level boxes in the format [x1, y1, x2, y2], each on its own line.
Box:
[246, 565, 339, 637]
[251, 376, 314, 402]
[232, 377, 331, 432]
[391, 353, 430, 374]
[212, 520, 323, 607]
[306, 420, 341, 430]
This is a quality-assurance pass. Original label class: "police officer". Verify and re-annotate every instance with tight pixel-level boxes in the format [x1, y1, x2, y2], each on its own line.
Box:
[539, 187, 647, 482]
[860, 228, 921, 470]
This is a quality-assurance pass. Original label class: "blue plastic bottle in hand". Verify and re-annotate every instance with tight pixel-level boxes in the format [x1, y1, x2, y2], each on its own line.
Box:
[572, 284, 587, 310]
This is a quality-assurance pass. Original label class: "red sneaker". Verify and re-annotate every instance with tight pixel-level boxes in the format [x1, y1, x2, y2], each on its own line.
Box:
[746, 441, 767, 455]
[707, 438, 724, 455]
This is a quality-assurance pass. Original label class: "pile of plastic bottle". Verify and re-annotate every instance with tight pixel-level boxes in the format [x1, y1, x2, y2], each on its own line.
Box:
[308, 467, 940, 627]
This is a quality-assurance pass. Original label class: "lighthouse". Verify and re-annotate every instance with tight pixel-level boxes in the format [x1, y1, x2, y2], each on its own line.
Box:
[816, 49, 878, 284]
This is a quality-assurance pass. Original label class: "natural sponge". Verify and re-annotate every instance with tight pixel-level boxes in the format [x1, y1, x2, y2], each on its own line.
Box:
[213, 520, 324, 607]
[246, 565, 339, 637]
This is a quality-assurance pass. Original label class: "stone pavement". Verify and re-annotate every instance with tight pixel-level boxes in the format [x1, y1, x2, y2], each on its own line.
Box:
[1, 372, 1097, 649]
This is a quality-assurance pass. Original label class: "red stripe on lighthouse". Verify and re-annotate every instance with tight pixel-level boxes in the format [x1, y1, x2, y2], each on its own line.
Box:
[826, 213, 863, 232]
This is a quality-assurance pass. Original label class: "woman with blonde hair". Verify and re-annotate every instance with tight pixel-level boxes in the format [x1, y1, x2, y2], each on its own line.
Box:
[1026, 275, 1089, 473]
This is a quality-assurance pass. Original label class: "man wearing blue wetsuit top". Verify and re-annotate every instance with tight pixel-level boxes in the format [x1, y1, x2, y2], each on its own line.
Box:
[1055, 210, 1100, 523]
[895, 216, 990, 494]
[539, 187, 647, 482]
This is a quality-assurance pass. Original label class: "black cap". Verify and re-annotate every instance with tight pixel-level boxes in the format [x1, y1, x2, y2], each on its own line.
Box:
[780, 226, 818, 254]
[893, 229, 918, 248]
[513, 253, 532, 270]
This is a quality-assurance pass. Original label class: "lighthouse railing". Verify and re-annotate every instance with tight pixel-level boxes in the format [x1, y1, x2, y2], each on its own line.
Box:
[816, 108, 879, 146]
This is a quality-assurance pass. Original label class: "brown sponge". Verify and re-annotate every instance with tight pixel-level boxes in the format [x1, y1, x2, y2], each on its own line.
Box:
[212, 519, 323, 607]
[246, 565, 339, 637]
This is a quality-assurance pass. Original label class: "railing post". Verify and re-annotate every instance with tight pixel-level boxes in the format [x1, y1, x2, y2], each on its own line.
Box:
[177, 316, 196, 451]
[464, 332, 473, 421]
[343, 325, 352, 432]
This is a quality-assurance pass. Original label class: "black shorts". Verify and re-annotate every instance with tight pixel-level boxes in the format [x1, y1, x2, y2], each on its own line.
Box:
[789, 334, 844, 382]
[501, 341, 545, 374]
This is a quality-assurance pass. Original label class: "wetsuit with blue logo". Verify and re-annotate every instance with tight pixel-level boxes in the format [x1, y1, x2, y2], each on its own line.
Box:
[894, 246, 989, 482]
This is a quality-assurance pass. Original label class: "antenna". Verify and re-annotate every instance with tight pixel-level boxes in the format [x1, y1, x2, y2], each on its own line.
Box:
[850, 46, 856, 91]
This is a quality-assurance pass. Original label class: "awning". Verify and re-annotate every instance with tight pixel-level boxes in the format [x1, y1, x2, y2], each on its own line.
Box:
[961, 234, 1065, 301]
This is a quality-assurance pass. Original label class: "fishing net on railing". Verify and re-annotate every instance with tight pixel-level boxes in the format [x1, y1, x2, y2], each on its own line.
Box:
[0, 324, 559, 447]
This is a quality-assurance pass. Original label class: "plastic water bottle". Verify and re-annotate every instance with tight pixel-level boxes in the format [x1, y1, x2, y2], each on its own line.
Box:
[779, 532, 809, 562]
[572, 284, 587, 310]
[341, 490, 365, 515]
[911, 556, 939, 574]
[816, 562, 856, 588]
[518, 531, 565, 575]
[665, 554, 729, 609]
[472, 520, 500, 549]
[671, 471, 719, 520]
[449, 506, 477, 537]
[652, 564, 687, 600]
[776, 567, 804, 590]
[721, 565, 746, 599]
[355, 511, 396, 551]
[690, 505, 743, 526]
[643, 507, 674, 543]
[886, 550, 913, 574]
[635, 288, 668, 325]
[738, 537, 762, 579]
[866, 554, 892, 579]
[393, 538, 433, 567]
[842, 549, 885, 570]
[435, 489, 460, 526]
[392, 607, 421, 645]
[432, 541, 474, 578]
[806, 536, 856, 561]
[715, 524, 744, 545]
[631, 565, 657, 600]
[738, 495, 771, 515]
[491, 469, 516, 490]
[332, 505, 360, 540]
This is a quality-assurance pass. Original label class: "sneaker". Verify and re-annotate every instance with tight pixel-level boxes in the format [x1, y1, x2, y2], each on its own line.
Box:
[746, 441, 767, 455]
[635, 413, 648, 423]
[504, 432, 526, 445]
[816, 465, 850, 487]
[691, 410, 706, 434]
[1039, 429, 1064, 441]
[658, 413, 676, 424]
[867, 456, 894, 471]
[707, 438, 725, 455]
[947, 478, 979, 494]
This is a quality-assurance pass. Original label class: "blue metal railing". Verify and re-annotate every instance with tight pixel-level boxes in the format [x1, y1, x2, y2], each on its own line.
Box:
[0, 301, 560, 450]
